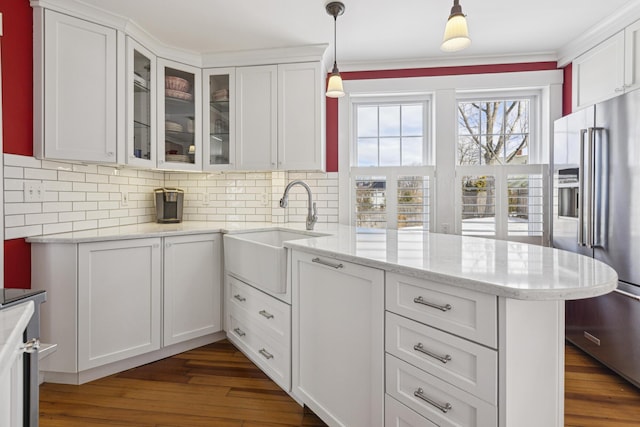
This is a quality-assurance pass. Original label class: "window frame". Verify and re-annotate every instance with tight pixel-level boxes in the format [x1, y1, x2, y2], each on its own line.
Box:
[348, 94, 434, 229]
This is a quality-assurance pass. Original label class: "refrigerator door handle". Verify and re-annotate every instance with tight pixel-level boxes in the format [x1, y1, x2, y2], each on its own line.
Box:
[591, 127, 607, 248]
[587, 127, 595, 248]
[578, 128, 588, 246]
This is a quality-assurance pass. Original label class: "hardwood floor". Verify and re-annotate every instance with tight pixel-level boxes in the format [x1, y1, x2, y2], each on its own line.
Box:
[39, 340, 640, 426]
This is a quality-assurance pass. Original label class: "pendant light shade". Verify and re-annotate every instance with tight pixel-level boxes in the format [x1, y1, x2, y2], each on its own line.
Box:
[326, 2, 345, 98]
[441, 0, 471, 52]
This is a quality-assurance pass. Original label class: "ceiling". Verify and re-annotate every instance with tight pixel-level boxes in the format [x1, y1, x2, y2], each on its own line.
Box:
[79, 0, 635, 67]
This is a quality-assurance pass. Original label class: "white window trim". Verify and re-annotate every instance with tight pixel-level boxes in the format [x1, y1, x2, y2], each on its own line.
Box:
[338, 70, 564, 237]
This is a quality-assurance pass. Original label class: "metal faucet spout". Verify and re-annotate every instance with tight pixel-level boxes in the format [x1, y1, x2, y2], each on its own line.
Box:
[279, 180, 318, 230]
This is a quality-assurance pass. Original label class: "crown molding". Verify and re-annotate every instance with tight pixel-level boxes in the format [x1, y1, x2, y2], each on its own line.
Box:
[557, 2, 640, 66]
[201, 44, 329, 69]
[339, 52, 559, 73]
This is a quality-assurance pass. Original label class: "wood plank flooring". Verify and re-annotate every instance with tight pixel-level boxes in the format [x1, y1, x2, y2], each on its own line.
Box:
[39, 340, 640, 426]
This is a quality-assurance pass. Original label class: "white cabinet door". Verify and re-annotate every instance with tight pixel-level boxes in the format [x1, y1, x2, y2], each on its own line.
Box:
[235, 65, 278, 170]
[158, 58, 203, 171]
[278, 62, 325, 171]
[78, 238, 161, 370]
[38, 10, 117, 162]
[203, 67, 236, 170]
[573, 31, 625, 110]
[163, 234, 222, 346]
[625, 20, 640, 92]
[292, 251, 384, 427]
[126, 37, 157, 168]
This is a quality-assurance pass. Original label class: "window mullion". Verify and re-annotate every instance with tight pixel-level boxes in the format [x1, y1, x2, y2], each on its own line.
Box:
[386, 171, 398, 229]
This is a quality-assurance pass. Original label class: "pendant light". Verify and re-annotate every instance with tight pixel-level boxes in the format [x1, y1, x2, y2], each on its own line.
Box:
[441, 0, 471, 52]
[326, 1, 345, 98]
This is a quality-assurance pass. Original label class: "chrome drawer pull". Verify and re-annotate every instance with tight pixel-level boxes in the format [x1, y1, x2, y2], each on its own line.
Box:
[233, 327, 246, 337]
[414, 388, 452, 413]
[312, 257, 344, 269]
[21, 338, 40, 354]
[414, 343, 452, 364]
[233, 294, 246, 302]
[259, 310, 274, 319]
[259, 348, 274, 359]
[414, 296, 452, 312]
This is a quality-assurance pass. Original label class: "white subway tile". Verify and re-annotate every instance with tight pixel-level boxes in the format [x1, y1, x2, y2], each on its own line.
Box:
[5, 203, 42, 215]
[25, 213, 59, 225]
[24, 168, 57, 180]
[58, 171, 85, 182]
[73, 182, 98, 192]
[42, 202, 73, 213]
[72, 164, 98, 174]
[4, 179, 24, 191]
[5, 225, 43, 239]
[4, 166, 24, 179]
[109, 175, 129, 185]
[41, 160, 73, 171]
[99, 201, 120, 210]
[97, 166, 119, 175]
[98, 218, 120, 228]
[44, 180, 73, 191]
[73, 201, 98, 211]
[4, 191, 24, 203]
[43, 222, 73, 235]
[5, 215, 25, 227]
[86, 192, 111, 201]
[119, 216, 138, 226]
[59, 211, 85, 222]
[98, 183, 120, 192]
[73, 220, 98, 231]
[59, 192, 86, 202]
[4, 154, 41, 168]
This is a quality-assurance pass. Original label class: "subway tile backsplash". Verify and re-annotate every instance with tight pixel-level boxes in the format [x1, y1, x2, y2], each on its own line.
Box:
[3, 154, 339, 240]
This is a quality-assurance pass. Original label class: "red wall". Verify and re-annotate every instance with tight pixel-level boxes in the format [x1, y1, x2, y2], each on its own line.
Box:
[2, 0, 34, 288]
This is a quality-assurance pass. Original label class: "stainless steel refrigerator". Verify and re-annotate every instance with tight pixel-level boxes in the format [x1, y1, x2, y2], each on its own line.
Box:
[553, 89, 640, 388]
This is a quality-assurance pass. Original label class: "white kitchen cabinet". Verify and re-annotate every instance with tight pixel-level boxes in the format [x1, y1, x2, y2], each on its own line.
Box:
[624, 19, 640, 93]
[226, 274, 291, 391]
[163, 234, 222, 346]
[573, 31, 625, 110]
[78, 239, 161, 370]
[158, 58, 203, 171]
[34, 9, 118, 163]
[291, 250, 384, 427]
[236, 62, 325, 171]
[203, 67, 236, 170]
[126, 37, 157, 168]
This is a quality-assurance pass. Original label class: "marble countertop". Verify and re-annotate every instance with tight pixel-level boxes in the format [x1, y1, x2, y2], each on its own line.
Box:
[0, 301, 34, 379]
[27, 222, 618, 301]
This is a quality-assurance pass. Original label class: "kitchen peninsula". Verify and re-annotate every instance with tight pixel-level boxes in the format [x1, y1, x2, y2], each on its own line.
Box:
[28, 223, 617, 427]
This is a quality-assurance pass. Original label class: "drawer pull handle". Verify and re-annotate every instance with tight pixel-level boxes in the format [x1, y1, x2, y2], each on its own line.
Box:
[259, 310, 274, 319]
[233, 327, 246, 337]
[259, 348, 274, 359]
[414, 343, 452, 364]
[414, 296, 452, 312]
[414, 388, 452, 413]
[312, 257, 344, 269]
[233, 294, 246, 302]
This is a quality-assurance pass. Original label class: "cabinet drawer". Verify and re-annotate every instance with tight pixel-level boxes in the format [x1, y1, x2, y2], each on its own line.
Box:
[227, 310, 290, 391]
[386, 312, 497, 404]
[227, 275, 290, 344]
[385, 394, 437, 427]
[386, 272, 497, 348]
[386, 354, 496, 427]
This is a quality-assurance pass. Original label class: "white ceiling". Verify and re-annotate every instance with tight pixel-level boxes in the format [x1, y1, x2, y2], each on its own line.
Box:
[79, 0, 636, 66]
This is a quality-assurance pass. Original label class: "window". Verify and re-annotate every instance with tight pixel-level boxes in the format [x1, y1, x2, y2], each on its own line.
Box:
[351, 98, 434, 230]
[455, 94, 547, 243]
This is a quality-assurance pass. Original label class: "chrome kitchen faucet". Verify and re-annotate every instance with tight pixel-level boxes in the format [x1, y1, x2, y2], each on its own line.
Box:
[279, 180, 318, 230]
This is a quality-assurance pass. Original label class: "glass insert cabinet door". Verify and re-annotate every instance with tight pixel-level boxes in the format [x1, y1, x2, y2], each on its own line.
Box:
[126, 38, 156, 167]
[203, 68, 235, 170]
[158, 59, 202, 171]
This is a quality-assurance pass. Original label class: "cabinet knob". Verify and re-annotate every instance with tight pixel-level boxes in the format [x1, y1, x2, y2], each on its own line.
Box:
[165, 243, 172, 248]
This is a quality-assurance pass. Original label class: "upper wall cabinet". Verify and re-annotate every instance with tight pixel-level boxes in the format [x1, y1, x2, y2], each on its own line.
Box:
[158, 59, 203, 171]
[573, 21, 640, 110]
[203, 68, 235, 170]
[126, 37, 157, 168]
[34, 9, 118, 163]
[236, 62, 325, 171]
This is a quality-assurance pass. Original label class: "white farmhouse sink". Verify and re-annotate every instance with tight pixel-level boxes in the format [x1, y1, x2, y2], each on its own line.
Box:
[223, 230, 322, 297]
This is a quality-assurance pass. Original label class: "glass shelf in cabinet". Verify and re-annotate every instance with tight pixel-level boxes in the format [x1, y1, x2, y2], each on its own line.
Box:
[210, 100, 229, 113]
[134, 81, 150, 93]
[165, 130, 195, 144]
[134, 120, 151, 129]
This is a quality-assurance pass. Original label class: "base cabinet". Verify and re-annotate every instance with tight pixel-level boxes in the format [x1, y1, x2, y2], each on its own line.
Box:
[164, 234, 222, 346]
[78, 239, 162, 371]
[32, 233, 223, 383]
[291, 250, 384, 427]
